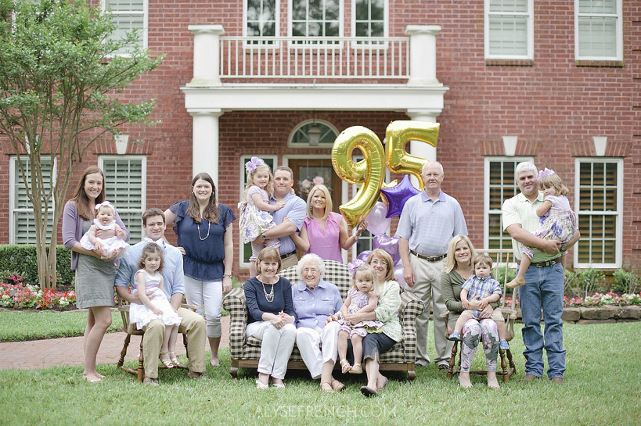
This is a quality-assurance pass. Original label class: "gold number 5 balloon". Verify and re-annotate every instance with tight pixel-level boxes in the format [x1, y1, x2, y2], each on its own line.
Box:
[332, 121, 440, 227]
[385, 120, 440, 191]
[331, 126, 385, 227]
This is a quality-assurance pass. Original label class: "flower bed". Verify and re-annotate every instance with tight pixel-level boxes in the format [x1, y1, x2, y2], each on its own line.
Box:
[0, 283, 76, 310]
[564, 292, 641, 307]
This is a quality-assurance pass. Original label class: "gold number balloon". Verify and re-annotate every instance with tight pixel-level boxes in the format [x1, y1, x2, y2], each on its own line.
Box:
[385, 120, 440, 191]
[331, 126, 385, 227]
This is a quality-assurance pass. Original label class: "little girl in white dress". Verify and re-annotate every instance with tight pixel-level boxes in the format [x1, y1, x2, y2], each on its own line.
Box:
[80, 201, 129, 258]
[129, 243, 182, 368]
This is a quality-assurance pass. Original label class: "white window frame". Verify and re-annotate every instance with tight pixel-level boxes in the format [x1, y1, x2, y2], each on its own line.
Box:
[351, 0, 388, 48]
[239, 154, 279, 268]
[574, 157, 623, 269]
[101, 0, 148, 56]
[98, 155, 147, 242]
[574, 0, 622, 61]
[484, 0, 534, 60]
[9, 156, 57, 244]
[288, 0, 344, 48]
[243, 0, 281, 49]
[483, 156, 533, 250]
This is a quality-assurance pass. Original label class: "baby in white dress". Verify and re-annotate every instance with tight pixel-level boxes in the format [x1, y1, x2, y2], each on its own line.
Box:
[80, 201, 129, 258]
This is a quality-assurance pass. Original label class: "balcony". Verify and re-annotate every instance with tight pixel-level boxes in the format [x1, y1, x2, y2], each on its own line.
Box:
[219, 35, 409, 84]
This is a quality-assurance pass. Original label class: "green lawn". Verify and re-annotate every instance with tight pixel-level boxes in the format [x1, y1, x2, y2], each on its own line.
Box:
[0, 321, 640, 424]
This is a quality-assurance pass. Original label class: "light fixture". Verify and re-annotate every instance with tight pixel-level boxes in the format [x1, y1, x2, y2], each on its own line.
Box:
[308, 112, 321, 146]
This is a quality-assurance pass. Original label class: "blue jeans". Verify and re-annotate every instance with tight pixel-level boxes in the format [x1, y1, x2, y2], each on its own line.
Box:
[519, 261, 566, 378]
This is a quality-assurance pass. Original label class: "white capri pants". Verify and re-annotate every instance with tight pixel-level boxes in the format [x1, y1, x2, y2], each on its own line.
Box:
[295, 321, 340, 379]
[184, 276, 222, 338]
[246, 321, 296, 380]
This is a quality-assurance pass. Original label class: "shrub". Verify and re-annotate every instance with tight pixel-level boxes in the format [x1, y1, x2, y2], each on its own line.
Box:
[612, 269, 639, 294]
[0, 245, 74, 287]
[577, 268, 606, 298]
[564, 269, 580, 294]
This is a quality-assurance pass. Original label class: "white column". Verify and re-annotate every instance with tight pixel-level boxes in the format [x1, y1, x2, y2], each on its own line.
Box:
[405, 25, 442, 87]
[189, 109, 223, 189]
[188, 25, 224, 86]
[405, 109, 440, 163]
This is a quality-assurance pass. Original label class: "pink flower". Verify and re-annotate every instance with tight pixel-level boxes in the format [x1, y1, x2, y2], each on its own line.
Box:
[312, 176, 324, 186]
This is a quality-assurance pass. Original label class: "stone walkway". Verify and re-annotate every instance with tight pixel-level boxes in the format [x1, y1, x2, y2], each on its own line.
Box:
[0, 315, 229, 370]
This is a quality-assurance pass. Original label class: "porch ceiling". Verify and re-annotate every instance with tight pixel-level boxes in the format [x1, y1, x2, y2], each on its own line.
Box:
[181, 84, 448, 114]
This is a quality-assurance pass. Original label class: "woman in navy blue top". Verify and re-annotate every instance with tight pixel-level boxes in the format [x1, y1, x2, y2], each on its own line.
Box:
[164, 172, 236, 366]
[244, 247, 296, 389]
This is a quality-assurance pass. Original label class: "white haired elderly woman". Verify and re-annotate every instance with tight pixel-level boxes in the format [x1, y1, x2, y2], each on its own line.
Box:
[291, 253, 345, 392]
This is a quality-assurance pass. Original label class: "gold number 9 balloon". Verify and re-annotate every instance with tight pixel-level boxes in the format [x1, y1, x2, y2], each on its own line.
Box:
[385, 120, 440, 191]
[331, 126, 385, 227]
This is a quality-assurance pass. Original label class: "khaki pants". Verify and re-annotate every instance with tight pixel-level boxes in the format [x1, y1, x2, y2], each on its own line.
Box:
[407, 255, 453, 366]
[142, 307, 206, 379]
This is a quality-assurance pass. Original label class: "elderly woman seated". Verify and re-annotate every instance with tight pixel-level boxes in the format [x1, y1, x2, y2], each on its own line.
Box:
[291, 253, 345, 392]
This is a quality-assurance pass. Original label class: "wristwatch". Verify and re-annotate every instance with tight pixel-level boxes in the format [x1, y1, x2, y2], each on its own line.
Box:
[560, 243, 566, 252]
[261, 232, 267, 242]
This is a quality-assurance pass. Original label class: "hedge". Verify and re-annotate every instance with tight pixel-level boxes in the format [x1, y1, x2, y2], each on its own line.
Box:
[0, 245, 74, 286]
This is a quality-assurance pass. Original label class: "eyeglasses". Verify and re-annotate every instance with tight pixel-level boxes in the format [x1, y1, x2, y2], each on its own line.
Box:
[370, 259, 387, 266]
[302, 268, 319, 274]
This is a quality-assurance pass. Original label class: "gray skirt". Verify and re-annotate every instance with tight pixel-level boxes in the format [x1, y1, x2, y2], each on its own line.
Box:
[75, 253, 116, 309]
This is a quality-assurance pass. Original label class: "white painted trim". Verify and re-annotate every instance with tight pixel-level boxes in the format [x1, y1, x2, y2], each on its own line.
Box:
[101, 0, 148, 56]
[502, 136, 518, 156]
[287, 0, 345, 40]
[350, 0, 389, 39]
[592, 136, 608, 156]
[287, 119, 340, 148]
[574, 157, 623, 269]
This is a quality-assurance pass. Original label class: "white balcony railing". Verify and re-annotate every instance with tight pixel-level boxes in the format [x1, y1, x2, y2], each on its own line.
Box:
[187, 25, 441, 87]
[219, 36, 409, 81]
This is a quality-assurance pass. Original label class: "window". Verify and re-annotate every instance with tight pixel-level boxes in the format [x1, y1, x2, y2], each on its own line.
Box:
[353, 0, 386, 40]
[102, 0, 147, 55]
[484, 0, 533, 60]
[288, 120, 339, 147]
[290, 0, 342, 43]
[575, 158, 622, 267]
[99, 156, 146, 242]
[9, 157, 56, 244]
[245, 0, 279, 42]
[575, 0, 622, 60]
[239, 155, 278, 265]
[484, 157, 533, 250]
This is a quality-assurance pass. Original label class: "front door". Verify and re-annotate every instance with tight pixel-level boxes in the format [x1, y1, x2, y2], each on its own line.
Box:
[288, 158, 342, 211]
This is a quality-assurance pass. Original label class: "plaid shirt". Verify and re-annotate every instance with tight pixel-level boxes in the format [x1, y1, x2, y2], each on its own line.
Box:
[461, 275, 502, 301]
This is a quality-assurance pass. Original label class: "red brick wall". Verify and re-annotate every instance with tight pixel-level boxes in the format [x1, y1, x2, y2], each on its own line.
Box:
[1, 1, 639, 276]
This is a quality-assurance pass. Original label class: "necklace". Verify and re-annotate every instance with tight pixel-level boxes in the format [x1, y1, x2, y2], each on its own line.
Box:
[259, 277, 275, 303]
[197, 220, 210, 241]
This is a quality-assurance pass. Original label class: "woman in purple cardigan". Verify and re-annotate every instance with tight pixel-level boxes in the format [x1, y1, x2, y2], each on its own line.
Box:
[62, 166, 129, 383]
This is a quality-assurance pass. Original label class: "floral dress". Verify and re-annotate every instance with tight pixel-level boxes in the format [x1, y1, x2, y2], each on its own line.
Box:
[521, 194, 577, 259]
[338, 289, 383, 337]
[238, 186, 279, 243]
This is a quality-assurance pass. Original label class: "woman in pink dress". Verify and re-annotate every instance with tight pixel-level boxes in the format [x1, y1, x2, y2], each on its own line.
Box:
[291, 184, 366, 262]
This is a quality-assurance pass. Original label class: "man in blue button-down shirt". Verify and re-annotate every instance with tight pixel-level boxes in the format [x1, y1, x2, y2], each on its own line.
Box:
[115, 208, 207, 384]
[397, 161, 468, 368]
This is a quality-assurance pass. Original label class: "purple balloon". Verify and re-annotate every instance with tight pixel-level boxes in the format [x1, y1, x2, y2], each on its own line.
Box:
[380, 175, 421, 218]
[393, 263, 408, 289]
[357, 250, 372, 262]
[365, 202, 392, 235]
[372, 234, 400, 265]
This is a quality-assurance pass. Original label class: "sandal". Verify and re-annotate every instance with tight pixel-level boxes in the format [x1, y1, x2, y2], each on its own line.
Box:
[169, 352, 187, 369]
[331, 379, 345, 392]
[349, 363, 363, 374]
[340, 359, 351, 374]
[320, 382, 334, 393]
[159, 352, 174, 369]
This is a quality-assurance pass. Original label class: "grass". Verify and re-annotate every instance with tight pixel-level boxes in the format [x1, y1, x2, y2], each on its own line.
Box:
[0, 310, 123, 342]
[0, 321, 640, 424]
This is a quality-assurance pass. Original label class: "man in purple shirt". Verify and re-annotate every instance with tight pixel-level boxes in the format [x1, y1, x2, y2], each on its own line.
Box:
[397, 161, 468, 369]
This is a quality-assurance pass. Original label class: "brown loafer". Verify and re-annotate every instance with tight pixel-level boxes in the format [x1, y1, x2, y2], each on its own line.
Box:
[188, 371, 206, 380]
[521, 374, 539, 382]
[551, 377, 563, 385]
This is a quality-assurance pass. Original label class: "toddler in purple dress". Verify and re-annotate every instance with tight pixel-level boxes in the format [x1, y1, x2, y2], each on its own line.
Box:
[336, 265, 383, 375]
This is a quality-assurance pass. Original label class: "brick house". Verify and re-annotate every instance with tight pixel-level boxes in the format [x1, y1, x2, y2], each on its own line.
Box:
[1, 0, 639, 280]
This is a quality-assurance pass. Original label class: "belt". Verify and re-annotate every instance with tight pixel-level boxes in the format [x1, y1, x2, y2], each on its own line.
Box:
[518, 256, 562, 268]
[410, 250, 447, 262]
[280, 250, 296, 260]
